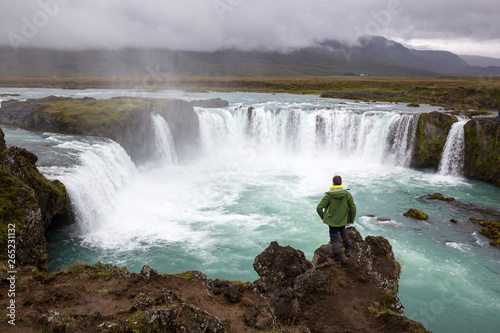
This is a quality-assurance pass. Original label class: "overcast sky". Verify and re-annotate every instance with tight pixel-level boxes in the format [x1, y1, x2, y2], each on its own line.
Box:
[1, 0, 499, 58]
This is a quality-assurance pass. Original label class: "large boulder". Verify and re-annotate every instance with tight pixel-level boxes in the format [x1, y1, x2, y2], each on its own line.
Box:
[0, 128, 68, 268]
[411, 111, 458, 168]
[464, 117, 500, 187]
[251, 229, 426, 332]
[254, 241, 313, 292]
[189, 98, 229, 108]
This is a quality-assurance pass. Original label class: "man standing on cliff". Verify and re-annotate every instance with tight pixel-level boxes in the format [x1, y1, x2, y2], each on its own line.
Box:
[316, 175, 356, 267]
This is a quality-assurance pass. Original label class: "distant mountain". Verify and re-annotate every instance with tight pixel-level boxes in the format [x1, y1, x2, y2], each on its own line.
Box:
[459, 55, 500, 68]
[0, 36, 499, 77]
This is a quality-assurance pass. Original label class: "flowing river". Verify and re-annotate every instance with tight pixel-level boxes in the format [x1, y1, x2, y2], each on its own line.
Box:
[1, 88, 499, 333]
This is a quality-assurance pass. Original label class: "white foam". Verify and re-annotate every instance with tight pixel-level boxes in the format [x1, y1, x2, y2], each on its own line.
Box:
[445, 241, 472, 252]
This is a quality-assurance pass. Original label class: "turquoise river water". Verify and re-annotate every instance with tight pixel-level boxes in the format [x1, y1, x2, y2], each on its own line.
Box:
[1, 88, 499, 332]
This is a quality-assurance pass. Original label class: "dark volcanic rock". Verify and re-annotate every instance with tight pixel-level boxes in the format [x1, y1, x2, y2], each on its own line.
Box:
[0, 126, 5, 152]
[404, 208, 429, 220]
[251, 229, 426, 332]
[189, 98, 229, 108]
[0, 127, 68, 268]
[254, 241, 313, 292]
[140, 264, 160, 280]
[425, 192, 455, 201]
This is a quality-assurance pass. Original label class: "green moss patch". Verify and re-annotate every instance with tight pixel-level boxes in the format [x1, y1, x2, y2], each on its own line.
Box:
[0, 168, 31, 261]
[426, 193, 455, 201]
[404, 209, 429, 221]
[470, 217, 500, 248]
[40, 98, 152, 132]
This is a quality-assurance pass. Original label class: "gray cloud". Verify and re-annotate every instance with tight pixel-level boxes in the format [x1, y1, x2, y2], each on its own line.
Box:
[1, 0, 499, 57]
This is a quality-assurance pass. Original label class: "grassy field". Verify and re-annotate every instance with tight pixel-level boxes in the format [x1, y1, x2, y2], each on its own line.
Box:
[1, 76, 499, 110]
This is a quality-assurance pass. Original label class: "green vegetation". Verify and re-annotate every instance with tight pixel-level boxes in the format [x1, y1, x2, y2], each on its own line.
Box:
[167, 271, 196, 280]
[0, 170, 29, 250]
[1, 76, 499, 110]
[0, 144, 68, 267]
[40, 98, 151, 132]
[380, 291, 398, 309]
[470, 217, 500, 248]
[80, 261, 131, 277]
[463, 119, 500, 187]
[427, 193, 455, 201]
[412, 112, 458, 168]
[404, 209, 429, 221]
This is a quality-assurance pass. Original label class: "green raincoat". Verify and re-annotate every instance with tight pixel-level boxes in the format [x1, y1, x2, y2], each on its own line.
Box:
[316, 186, 356, 227]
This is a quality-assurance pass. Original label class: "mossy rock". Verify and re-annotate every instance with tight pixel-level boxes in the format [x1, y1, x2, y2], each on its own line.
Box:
[403, 209, 428, 221]
[0, 126, 6, 152]
[1, 144, 69, 268]
[426, 193, 455, 201]
[463, 118, 500, 187]
[490, 238, 500, 248]
[407, 103, 420, 107]
[450, 219, 458, 223]
[411, 112, 458, 168]
[470, 217, 500, 248]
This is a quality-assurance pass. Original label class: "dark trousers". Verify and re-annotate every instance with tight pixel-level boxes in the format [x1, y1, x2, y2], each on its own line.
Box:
[329, 226, 352, 261]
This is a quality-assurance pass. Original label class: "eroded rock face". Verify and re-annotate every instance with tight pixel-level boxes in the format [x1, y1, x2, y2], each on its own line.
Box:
[0, 96, 200, 163]
[0, 127, 5, 152]
[253, 228, 412, 331]
[464, 117, 500, 187]
[254, 227, 417, 332]
[0, 128, 68, 268]
[411, 111, 458, 168]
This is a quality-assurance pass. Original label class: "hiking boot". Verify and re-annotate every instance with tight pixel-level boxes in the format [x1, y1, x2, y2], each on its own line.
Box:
[345, 249, 351, 257]
[327, 257, 342, 267]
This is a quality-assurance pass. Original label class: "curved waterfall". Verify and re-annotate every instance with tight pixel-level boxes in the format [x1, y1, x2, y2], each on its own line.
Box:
[196, 106, 419, 167]
[43, 139, 138, 232]
[41, 114, 179, 231]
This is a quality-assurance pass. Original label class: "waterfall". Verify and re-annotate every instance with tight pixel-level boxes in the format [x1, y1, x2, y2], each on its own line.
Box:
[438, 120, 467, 175]
[44, 139, 137, 232]
[195, 106, 418, 167]
[385, 114, 419, 167]
[151, 114, 178, 164]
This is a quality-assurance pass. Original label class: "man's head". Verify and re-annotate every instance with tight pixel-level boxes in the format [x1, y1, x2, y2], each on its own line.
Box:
[332, 175, 342, 185]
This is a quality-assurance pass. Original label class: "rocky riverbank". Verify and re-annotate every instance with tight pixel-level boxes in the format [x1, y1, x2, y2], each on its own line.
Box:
[0, 229, 429, 333]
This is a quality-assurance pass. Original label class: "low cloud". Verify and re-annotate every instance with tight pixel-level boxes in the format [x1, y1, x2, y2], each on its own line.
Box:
[1, 0, 499, 57]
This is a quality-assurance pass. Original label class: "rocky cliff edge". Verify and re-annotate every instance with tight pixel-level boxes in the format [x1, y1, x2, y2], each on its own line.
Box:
[0, 96, 200, 163]
[0, 228, 428, 333]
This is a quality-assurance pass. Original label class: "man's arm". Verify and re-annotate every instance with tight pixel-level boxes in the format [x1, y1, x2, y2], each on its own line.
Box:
[347, 192, 356, 224]
[316, 195, 329, 220]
